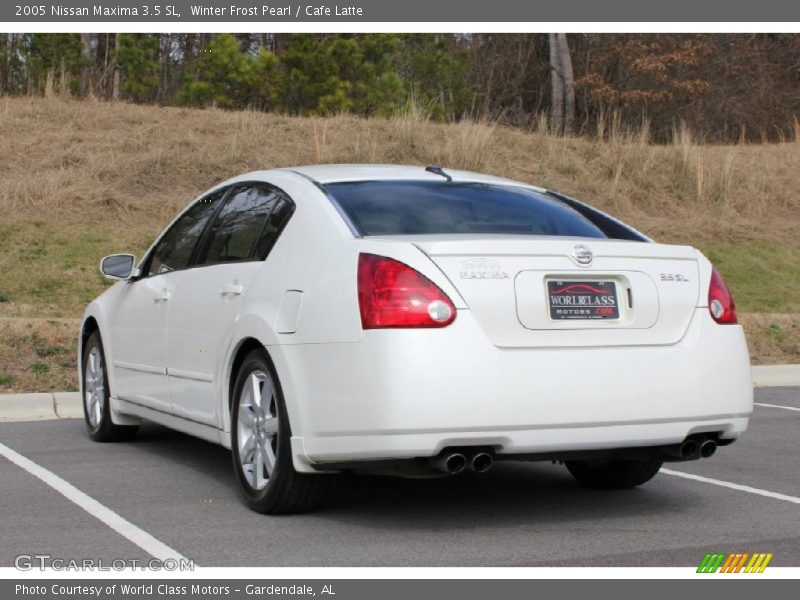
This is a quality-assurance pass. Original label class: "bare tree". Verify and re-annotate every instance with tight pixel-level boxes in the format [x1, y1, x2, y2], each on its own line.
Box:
[80, 33, 94, 95]
[549, 33, 576, 135]
[549, 33, 564, 134]
[468, 34, 549, 122]
[0, 34, 8, 94]
[112, 34, 120, 101]
[558, 33, 576, 135]
[273, 33, 289, 55]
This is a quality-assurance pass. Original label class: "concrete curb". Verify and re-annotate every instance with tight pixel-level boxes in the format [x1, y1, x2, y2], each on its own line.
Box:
[0, 365, 798, 422]
[54, 392, 84, 419]
[0, 392, 81, 422]
[751, 364, 800, 388]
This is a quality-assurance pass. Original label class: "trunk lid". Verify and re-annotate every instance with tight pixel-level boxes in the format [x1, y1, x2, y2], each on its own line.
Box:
[413, 236, 701, 348]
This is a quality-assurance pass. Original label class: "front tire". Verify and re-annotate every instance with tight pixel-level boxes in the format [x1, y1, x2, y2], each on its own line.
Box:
[82, 332, 139, 442]
[230, 349, 330, 514]
[565, 458, 662, 489]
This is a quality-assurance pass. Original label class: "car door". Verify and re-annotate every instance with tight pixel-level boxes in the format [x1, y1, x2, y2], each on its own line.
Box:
[166, 184, 295, 427]
[109, 189, 225, 412]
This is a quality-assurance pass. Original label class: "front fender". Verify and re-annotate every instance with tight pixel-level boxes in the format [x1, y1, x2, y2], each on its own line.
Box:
[78, 283, 140, 425]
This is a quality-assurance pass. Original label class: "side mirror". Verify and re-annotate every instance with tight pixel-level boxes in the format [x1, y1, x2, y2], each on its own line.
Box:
[100, 254, 139, 281]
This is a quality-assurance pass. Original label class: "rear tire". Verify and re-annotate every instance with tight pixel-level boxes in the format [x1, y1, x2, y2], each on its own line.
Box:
[565, 458, 662, 489]
[230, 348, 331, 514]
[82, 332, 139, 443]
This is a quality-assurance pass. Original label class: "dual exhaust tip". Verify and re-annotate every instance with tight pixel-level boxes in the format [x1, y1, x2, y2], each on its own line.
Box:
[431, 449, 494, 475]
[674, 437, 717, 460]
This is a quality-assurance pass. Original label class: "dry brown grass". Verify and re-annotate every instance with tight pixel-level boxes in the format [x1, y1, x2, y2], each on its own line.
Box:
[739, 313, 800, 366]
[0, 318, 80, 393]
[0, 96, 798, 245]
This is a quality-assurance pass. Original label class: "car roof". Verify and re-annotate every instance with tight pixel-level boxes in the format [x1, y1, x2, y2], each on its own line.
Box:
[281, 164, 547, 192]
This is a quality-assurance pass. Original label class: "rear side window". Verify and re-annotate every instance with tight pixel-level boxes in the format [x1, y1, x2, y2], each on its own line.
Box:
[199, 185, 294, 265]
[147, 190, 225, 276]
[323, 181, 607, 239]
[253, 197, 294, 259]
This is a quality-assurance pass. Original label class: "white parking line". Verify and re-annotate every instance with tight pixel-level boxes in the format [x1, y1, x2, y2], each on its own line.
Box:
[0, 441, 189, 563]
[755, 402, 800, 412]
[662, 469, 800, 505]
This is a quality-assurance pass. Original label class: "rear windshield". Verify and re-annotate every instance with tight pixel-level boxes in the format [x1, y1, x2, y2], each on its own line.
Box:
[323, 180, 607, 238]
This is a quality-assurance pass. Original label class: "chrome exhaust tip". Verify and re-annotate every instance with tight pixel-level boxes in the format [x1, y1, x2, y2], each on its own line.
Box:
[699, 439, 717, 458]
[470, 452, 494, 473]
[430, 452, 467, 475]
[680, 439, 699, 459]
[444, 453, 467, 474]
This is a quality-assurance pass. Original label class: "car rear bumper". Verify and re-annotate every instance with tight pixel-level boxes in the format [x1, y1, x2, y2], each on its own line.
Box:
[273, 308, 753, 469]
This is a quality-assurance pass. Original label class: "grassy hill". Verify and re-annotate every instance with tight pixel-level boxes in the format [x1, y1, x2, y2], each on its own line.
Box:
[0, 96, 798, 392]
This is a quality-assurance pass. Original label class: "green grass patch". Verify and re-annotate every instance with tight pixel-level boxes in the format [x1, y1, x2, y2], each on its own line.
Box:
[34, 344, 68, 358]
[0, 221, 148, 317]
[0, 374, 15, 387]
[28, 362, 50, 375]
[698, 242, 800, 314]
[767, 323, 787, 342]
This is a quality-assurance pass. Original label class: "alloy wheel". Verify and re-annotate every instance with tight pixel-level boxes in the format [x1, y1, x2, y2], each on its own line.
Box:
[236, 369, 279, 490]
[84, 347, 105, 428]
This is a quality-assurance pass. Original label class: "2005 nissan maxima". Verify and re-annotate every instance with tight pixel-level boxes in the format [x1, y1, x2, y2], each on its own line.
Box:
[80, 165, 753, 513]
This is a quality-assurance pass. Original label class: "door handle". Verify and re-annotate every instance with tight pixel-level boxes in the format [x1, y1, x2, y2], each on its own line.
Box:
[153, 290, 171, 303]
[221, 283, 244, 297]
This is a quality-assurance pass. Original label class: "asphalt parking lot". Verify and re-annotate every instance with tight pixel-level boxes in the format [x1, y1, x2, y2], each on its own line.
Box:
[1, 387, 798, 568]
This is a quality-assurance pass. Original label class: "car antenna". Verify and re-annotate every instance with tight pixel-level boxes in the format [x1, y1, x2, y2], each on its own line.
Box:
[425, 165, 452, 182]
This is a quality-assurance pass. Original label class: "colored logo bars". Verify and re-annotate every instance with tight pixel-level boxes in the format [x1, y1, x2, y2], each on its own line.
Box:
[697, 552, 773, 573]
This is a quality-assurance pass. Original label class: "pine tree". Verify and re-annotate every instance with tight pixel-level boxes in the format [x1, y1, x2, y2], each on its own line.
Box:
[116, 34, 160, 102]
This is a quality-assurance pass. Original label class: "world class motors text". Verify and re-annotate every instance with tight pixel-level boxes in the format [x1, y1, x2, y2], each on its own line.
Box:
[16, 584, 325, 596]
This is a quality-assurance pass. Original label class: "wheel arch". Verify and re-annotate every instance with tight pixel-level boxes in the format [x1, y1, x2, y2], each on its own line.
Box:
[222, 336, 299, 436]
[78, 314, 103, 396]
[80, 317, 100, 354]
[227, 337, 267, 412]
[222, 334, 317, 474]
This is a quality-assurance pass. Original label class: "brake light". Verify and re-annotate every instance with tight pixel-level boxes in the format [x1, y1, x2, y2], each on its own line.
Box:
[358, 253, 457, 329]
[708, 268, 737, 324]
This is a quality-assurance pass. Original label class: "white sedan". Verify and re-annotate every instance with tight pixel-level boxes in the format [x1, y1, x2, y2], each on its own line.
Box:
[80, 165, 753, 513]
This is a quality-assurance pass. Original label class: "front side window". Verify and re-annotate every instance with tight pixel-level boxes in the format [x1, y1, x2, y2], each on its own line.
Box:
[200, 186, 288, 265]
[323, 181, 608, 239]
[146, 190, 225, 276]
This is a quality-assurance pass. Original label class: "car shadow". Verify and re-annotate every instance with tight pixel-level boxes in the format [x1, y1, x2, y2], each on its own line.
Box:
[121, 422, 690, 533]
[327, 466, 688, 533]
[123, 422, 236, 482]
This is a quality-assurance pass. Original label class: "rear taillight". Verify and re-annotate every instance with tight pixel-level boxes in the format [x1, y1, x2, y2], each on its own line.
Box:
[708, 268, 737, 324]
[357, 253, 457, 329]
